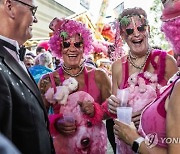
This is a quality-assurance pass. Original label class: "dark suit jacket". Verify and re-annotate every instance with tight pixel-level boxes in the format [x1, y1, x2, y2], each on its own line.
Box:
[0, 45, 54, 154]
[0, 133, 21, 154]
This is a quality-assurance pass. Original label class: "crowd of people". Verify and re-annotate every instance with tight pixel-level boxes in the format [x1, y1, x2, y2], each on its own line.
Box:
[0, 0, 180, 154]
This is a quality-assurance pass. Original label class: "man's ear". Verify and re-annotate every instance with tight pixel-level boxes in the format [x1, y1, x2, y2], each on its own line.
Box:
[4, 0, 15, 19]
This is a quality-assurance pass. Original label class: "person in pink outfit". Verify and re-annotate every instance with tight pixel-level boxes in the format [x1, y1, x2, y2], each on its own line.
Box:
[113, 1, 180, 153]
[107, 7, 179, 153]
[38, 18, 111, 154]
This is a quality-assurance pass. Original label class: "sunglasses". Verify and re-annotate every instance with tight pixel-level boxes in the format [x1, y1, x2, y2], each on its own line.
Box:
[13, 0, 38, 16]
[62, 42, 83, 49]
[126, 25, 147, 35]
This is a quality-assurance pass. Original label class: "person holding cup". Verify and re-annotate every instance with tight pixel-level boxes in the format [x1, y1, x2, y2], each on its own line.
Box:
[113, 1, 180, 153]
[38, 18, 111, 154]
[107, 7, 179, 153]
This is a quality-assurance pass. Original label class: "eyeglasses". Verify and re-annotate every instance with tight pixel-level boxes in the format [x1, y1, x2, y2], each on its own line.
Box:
[62, 42, 83, 49]
[125, 25, 147, 35]
[13, 0, 38, 16]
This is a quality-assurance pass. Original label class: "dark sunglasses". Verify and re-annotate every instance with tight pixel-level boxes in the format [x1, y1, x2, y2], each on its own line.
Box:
[62, 42, 83, 49]
[13, 0, 38, 16]
[126, 25, 147, 35]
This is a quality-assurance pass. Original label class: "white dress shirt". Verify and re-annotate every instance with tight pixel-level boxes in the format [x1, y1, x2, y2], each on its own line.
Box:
[0, 35, 28, 74]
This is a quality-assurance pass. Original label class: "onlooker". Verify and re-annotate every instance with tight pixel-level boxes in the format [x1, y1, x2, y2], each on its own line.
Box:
[26, 51, 36, 58]
[36, 40, 49, 55]
[24, 55, 35, 68]
[0, 0, 54, 154]
[36, 46, 46, 55]
[29, 52, 53, 83]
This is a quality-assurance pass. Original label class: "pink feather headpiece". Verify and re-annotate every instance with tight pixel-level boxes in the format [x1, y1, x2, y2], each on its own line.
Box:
[49, 18, 93, 58]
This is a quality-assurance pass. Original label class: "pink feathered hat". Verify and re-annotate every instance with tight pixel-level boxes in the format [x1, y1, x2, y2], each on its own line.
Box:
[161, 0, 180, 54]
[161, 0, 180, 21]
[37, 41, 49, 51]
[48, 18, 93, 58]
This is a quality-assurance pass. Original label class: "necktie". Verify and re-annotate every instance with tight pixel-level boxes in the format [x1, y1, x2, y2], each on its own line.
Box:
[0, 39, 26, 61]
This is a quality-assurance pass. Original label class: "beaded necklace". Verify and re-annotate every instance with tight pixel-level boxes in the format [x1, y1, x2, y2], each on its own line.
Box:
[61, 65, 85, 77]
[61, 60, 85, 77]
[129, 50, 137, 60]
[128, 49, 151, 70]
[62, 59, 85, 70]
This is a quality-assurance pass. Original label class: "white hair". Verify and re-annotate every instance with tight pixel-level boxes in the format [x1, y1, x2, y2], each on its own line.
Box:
[39, 52, 53, 67]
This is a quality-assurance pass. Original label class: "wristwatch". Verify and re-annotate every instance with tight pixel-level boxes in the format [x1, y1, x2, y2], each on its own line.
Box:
[132, 137, 145, 153]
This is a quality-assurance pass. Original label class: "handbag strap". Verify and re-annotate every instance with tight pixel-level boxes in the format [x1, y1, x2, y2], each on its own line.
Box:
[49, 72, 57, 93]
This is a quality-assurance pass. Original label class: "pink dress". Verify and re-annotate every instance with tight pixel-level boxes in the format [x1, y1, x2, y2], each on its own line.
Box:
[117, 49, 168, 154]
[48, 67, 107, 154]
[139, 73, 180, 148]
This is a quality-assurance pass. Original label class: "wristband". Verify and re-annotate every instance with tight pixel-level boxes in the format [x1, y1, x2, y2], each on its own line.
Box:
[132, 137, 144, 153]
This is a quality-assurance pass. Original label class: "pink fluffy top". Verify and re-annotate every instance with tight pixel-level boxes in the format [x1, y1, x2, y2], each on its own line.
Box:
[49, 19, 93, 58]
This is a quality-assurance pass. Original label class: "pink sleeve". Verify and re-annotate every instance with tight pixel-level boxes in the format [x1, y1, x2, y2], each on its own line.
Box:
[83, 102, 104, 125]
[48, 113, 63, 136]
[101, 100, 117, 118]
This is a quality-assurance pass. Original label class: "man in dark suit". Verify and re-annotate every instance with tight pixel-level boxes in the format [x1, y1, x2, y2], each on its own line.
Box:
[0, 0, 54, 153]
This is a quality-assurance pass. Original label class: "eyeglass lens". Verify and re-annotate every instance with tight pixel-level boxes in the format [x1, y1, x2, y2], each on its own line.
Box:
[63, 42, 83, 48]
[126, 25, 146, 35]
[14, 0, 37, 16]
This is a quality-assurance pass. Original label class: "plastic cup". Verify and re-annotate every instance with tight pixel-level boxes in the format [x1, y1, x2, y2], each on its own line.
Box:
[116, 107, 132, 124]
[63, 114, 75, 124]
[116, 89, 129, 107]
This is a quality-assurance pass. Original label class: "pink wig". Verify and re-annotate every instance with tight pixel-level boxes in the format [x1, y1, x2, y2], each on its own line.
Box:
[49, 18, 93, 58]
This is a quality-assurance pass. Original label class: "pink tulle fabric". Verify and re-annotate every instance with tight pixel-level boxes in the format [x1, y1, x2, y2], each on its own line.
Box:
[52, 91, 107, 154]
[92, 40, 108, 55]
[122, 71, 161, 112]
[161, 16, 180, 54]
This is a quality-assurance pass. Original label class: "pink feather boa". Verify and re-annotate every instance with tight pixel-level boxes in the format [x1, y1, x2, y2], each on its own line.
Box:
[101, 100, 117, 118]
[162, 16, 180, 54]
[48, 113, 63, 136]
[83, 102, 104, 125]
[161, 0, 180, 54]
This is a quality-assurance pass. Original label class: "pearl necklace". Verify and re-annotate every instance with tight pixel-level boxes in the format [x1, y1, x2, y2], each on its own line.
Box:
[62, 64, 85, 77]
[128, 49, 151, 70]
[62, 59, 85, 70]
[129, 50, 137, 60]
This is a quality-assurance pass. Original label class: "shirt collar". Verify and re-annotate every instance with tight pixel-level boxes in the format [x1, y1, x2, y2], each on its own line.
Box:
[0, 35, 20, 51]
